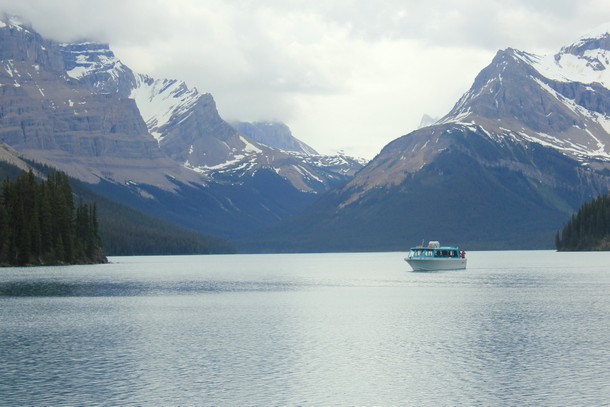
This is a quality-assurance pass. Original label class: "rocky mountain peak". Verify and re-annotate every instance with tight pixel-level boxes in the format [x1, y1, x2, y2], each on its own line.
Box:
[0, 14, 31, 34]
[60, 41, 137, 96]
[231, 121, 318, 155]
[440, 47, 539, 125]
[560, 25, 610, 58]
[61, 42, 116, 77]
[434, 34, 610, 165]
[130, 74, 204, 142]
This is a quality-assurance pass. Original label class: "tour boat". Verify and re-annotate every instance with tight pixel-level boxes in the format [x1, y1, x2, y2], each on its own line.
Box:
[405, 241, 467, 271]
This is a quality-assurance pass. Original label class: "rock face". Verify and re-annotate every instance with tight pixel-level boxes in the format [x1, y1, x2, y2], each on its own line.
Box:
[244, 28, 610, 252]
[0, 18, 197, 188]
[130, 75, 245, 169]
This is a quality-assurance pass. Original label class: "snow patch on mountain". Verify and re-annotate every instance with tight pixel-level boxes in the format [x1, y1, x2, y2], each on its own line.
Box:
[528, 50, 610, 88]
[291, 151, 368, 171]
[529, 76, 610, 159]
[240, 135, 263, 154]
[130, 75, 202, 142]
[61, 42, 129, 83]
[517, 27, 610, 89]
[291, 163, 324, 183]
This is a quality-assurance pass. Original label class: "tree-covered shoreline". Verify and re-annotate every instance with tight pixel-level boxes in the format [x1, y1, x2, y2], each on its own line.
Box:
[0, 171, 107, 266]
[556, 194, 610, 251]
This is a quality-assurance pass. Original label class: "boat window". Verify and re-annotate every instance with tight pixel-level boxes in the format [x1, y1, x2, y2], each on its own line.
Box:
[410, 249, 426, 258]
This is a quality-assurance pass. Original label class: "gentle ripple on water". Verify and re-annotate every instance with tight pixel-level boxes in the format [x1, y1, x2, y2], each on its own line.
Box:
[1, 251, 610, 405]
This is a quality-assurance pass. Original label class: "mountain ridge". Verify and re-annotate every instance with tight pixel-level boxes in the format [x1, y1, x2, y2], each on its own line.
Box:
[0, 16, 365, 193]
[60, 33, 366, 193]
[0, 15, 366, 245]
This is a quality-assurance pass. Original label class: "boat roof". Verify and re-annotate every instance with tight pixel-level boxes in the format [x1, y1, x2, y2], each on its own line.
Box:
[410, 245, 460, 250]
[411, 241, 461, 250]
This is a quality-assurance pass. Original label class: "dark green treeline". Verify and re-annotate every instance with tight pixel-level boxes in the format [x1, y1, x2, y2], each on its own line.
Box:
[0, 170, 106, 266]
[556, 194, 610, 251]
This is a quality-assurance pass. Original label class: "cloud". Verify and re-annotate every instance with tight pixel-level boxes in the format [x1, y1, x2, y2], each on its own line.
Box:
[2, 0, 610, 158]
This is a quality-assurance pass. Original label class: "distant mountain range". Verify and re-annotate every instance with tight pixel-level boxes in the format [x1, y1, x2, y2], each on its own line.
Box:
[244, 26, 610, 251]
[4, 15, 610, 252]
[0, 16, 364, 242]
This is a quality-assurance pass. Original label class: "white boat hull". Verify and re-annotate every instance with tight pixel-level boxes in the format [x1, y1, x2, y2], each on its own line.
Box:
[405, 257, 467, 271]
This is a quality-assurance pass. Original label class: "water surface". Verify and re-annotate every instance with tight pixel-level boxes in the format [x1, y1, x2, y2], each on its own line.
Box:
[1, 251, 609, 405]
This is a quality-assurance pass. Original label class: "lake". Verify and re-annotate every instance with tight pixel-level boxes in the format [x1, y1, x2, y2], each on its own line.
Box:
[1, 251, 609, 405]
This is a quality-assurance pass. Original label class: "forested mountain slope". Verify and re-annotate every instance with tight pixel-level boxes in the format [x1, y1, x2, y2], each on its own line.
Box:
[0, 161, 235, 256]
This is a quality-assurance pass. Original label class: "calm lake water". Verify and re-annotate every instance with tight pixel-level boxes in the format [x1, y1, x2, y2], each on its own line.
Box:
[1, 251, 610, 406]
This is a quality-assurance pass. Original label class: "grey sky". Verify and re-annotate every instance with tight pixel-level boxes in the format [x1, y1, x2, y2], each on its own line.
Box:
[2, 0, 610, 158]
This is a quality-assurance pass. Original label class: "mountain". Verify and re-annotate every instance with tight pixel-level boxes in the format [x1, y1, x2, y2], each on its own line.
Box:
[0, 16, 364, 242]
[228, 121, 366, 191]
[242, 27, 610, 251]
[231, 121, 318, 155]
[59, 31, 365, 194]
[418, 114, 438, 129]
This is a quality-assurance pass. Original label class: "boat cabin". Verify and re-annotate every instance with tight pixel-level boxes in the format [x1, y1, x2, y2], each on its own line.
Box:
[409, 241, 464, 259]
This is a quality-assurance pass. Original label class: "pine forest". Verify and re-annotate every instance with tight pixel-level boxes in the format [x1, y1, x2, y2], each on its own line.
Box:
[555, 194, 610, 251]
[0, 171, 106, 266]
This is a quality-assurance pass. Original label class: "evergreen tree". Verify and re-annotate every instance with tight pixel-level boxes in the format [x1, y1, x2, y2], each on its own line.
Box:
[39, 181, 53, 257]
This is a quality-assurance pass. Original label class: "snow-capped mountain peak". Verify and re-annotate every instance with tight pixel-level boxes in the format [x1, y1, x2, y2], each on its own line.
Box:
[130, 74, 203, 142]
[438, 30, 610, 164]
[61, 42, 123, 80]
[566, 23, 610, 53]
[59, 41, 139, 98]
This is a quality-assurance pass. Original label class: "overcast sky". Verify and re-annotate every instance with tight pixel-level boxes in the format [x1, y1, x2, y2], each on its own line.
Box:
[3, 0, 610, 158]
